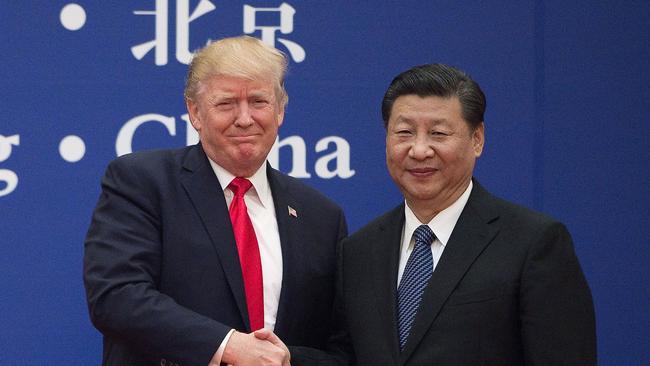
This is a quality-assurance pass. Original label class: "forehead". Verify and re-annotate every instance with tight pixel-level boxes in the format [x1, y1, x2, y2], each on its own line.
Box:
[201, 75, 276, 97]
[390, 94, 465, 124]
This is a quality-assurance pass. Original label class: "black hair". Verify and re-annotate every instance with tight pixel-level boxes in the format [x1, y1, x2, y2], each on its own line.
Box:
[381, 63, 486, 129]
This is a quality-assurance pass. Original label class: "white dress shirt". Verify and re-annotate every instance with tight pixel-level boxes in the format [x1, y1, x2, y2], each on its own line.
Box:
[208, 160, 283, 365]
[397, 181, 473, 286]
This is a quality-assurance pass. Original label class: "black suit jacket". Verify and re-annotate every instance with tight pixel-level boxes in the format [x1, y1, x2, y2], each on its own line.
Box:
[326, 181, 595, 365]
[83, 144, 347, 366]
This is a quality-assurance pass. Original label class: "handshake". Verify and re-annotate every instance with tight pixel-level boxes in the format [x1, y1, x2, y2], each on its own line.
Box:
[221, 329, 291, 366]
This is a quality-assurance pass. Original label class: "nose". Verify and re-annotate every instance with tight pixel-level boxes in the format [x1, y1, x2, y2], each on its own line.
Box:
[234, 102, 254, 128]
[408, 135, 434, 161]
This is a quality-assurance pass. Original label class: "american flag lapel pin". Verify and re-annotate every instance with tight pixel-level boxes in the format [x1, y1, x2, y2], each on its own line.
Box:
[288, 205, 298, 218]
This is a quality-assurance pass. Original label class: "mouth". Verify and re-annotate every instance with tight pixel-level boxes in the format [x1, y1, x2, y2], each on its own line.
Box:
[229, 134, 259, 142]
[407, 167, 437, 177]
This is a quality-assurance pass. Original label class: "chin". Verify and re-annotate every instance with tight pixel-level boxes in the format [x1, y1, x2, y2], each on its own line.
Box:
[405, 186, 441, 200]
[235, 146, 260, 159]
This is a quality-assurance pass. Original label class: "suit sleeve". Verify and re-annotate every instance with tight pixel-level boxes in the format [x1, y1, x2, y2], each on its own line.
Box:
[519, 221, 597, 365]
[83, 159, 229, 366]
[289, 209, 353, 366]
[324, 235, 357, 365]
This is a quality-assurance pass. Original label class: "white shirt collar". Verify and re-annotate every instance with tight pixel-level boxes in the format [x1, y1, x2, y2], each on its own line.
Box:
[404, 180, 473, 247]
[208, 159, 272, 209]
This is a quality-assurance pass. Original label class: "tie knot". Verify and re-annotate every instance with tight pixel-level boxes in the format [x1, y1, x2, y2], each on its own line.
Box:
[413, 225, 435, 246]
[229, 177, 253, 197]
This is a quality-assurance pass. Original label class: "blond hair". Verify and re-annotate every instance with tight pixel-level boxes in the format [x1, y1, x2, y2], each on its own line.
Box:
[184, 36, 288, 107]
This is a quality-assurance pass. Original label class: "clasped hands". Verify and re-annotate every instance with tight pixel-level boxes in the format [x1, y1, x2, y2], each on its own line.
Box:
[223, 329, 291, 366]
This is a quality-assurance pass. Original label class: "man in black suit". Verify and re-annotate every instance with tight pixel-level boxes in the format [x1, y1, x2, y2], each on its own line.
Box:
[326, 64, 596, 365]
[83, 36, 347, 366]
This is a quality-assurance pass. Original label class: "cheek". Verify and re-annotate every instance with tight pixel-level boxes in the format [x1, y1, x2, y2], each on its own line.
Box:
[436, 144, 464, 162]
[387, 141, 409, 160]
[386, 147, 399, 169]
[386, 147, 401, 166]
[254, 108, 280, 123]
[206, 115, 232, 131]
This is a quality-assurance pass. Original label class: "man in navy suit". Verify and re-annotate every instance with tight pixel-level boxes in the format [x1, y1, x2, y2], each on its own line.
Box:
[84, 36, 347, 366]
[325, 64, 596, 365]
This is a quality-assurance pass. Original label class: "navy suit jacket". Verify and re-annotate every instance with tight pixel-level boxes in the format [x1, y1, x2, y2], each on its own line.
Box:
[84, 144, 347, 366]
[323, 181, 596, 365]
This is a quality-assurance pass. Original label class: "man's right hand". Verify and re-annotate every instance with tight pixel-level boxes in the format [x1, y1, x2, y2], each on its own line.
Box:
[253, 329, 290, 366]
[222, 331, 290, 366]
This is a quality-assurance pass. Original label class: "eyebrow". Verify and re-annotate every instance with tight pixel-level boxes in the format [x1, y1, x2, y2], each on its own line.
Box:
[206, 90, 274, 102]
[249, 90, 274, 99]
[393, 116, 450, 125]
[207, 93, 236, 103]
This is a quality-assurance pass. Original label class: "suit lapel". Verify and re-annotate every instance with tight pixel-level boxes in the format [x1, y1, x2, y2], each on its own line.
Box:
[266, 165, 299, 337]
[179, 144, 250, 330]
[399, 182, 500, 364]
[372, 205, 405, 363]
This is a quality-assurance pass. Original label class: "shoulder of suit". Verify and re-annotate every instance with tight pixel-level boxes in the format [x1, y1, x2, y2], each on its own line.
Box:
[111, 146, 195, 171]
[104, 146, 192, 185]
[345, 203, 403, 242]
[472, 185, 562, 229]
[109, 146, 190, 168]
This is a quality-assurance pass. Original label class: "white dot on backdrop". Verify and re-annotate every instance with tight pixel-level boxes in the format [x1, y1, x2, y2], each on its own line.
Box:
[59, 135, 86, 162]
[60, 3, 86, 31]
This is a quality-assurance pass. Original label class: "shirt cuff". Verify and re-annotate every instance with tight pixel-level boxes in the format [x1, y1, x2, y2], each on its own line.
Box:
[208, 329, 235, 366]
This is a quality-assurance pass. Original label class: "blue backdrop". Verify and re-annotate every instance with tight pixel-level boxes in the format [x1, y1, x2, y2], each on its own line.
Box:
[1, 1, 648, 364]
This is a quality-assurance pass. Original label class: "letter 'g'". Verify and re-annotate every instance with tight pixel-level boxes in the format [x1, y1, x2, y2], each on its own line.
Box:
[0, 134, 20, 197]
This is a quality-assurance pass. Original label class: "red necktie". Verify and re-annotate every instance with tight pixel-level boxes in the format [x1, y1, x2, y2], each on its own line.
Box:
[228, 177, 264, 331]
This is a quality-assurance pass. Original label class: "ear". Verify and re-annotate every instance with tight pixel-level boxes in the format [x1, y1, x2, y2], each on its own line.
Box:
[276, 104, 285, 127]
[472, 122, 485, 157]
[186, 99, 202, 131]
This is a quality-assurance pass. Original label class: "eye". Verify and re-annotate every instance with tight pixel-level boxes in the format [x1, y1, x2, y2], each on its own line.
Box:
[252, 99, 270, 107]
[431, 130, 448, 136]
[215, 101, 234, 110]
[395, 129, 413, 136]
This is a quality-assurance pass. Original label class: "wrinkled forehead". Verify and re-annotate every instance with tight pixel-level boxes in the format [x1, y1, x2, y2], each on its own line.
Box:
[197, 74, 279, 99]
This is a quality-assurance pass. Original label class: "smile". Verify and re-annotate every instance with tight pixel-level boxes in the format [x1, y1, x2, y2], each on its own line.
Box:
[229, 135, 259, 141]
[407, 168, 437, 177]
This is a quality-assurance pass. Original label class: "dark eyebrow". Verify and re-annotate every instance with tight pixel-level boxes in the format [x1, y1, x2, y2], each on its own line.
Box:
[393, 115, 450, 125]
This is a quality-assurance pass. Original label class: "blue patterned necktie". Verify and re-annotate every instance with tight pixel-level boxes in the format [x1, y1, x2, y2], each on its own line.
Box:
[397, 224, 435, 350]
